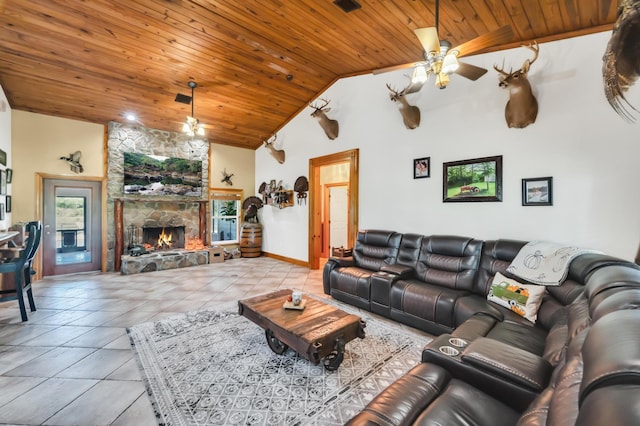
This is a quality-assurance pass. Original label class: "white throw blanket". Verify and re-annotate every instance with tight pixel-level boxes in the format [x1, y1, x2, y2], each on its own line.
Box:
[506, 241, 601, 286]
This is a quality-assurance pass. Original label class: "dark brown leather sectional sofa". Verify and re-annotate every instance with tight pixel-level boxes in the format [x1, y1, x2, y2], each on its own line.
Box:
[322, 229, 640, 425]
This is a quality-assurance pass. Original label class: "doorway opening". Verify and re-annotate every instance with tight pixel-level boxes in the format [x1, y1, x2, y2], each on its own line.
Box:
[309, 149, 358, 269]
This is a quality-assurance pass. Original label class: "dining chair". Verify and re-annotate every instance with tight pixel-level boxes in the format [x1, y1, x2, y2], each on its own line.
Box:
[0, 221, 42, 321]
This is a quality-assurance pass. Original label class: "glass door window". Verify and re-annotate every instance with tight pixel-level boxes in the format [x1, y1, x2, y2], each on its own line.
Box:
[55, 195, 91, 265]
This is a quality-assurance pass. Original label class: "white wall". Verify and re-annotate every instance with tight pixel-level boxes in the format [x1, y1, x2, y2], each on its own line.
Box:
[0, 86, 11, 230]
[256, 31, 640, 261]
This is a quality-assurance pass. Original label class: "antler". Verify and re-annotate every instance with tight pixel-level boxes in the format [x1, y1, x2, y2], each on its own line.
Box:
[386, 83, 408, 96]
[310, 97, 330, 110]
[494, 42, 539, 76]
[522, 42, 539, 70]
[493, 59, 510, 76]
[264, 134, 277, 145]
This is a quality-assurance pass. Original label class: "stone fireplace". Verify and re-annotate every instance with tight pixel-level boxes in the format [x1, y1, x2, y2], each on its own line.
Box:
[122, 199, 202, 250]
[106, 122, 210, 272]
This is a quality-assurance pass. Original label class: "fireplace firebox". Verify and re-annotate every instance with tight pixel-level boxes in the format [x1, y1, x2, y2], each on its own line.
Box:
[142, 226, 185, 250]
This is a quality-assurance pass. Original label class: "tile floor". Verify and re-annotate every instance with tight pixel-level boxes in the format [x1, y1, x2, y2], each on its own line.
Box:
[0, 256, 328, 425]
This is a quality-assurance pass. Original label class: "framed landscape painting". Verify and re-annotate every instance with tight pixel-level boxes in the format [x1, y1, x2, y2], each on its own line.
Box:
[522, 177, 553, 206]
[443, 155, 503, 202]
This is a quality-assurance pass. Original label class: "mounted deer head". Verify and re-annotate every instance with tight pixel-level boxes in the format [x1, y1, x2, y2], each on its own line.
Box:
[263, 134, 285, 164]
[386, 83, 421, 129]
[309, 98, 339, 140]
[494, 42, 540, 128]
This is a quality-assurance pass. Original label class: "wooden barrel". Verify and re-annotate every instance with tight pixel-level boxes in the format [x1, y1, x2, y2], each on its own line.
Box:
[240, 223, 262, 258]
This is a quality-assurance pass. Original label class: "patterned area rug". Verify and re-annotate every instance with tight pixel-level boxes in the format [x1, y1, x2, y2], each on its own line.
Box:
[127, 296, 432, 425]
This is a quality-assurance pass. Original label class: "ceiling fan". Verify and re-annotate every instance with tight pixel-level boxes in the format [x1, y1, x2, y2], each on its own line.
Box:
[374, 0, 514, 92]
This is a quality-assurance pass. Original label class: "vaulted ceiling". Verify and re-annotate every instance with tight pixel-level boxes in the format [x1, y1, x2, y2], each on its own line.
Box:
[0, 1, 616, 149]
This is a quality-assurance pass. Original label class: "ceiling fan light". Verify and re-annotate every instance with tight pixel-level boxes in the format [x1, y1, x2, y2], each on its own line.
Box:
[180, 82, 206, 137]
[441, 54, 459, 74]
[412, 66, 429, 84]
[435, 72, 450, 89]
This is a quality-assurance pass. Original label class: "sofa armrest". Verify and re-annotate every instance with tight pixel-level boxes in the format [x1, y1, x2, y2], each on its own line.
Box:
[370, 271, 402, 317]
[322, 257, 355, 294]
[380, 263, 414, 278]
[461, 337, 552, 392]
[328, 256, 355, 267]
[421, 335, 544, 411]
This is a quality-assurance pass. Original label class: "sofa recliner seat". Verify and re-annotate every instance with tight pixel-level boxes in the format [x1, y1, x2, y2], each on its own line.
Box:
[323, 229, 402, 310]
[387, 235, 483, 335]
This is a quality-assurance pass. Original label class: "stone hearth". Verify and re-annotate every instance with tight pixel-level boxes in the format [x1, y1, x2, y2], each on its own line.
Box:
[121, 249, 210, 275]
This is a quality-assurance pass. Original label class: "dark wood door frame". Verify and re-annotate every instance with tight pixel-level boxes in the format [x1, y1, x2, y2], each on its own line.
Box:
[36, 173, 107, 279]
[308, 149, 359, 270]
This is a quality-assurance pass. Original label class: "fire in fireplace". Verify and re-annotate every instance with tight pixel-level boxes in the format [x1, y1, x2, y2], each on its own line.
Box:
[142, 226, 185, 250]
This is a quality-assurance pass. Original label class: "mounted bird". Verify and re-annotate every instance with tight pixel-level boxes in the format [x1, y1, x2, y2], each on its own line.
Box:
[59, 151, 84, 173]
[221, 169, 234, 186]
[602, 0, 640, 121]
[242, 196, 264, 224]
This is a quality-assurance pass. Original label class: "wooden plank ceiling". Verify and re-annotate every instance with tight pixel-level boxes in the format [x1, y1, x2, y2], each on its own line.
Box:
[0, 0, 616, 149]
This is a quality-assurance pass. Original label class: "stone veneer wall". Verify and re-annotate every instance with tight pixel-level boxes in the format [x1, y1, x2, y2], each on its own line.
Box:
[123, 200, 201, 245]
[107, 122, 209, 271]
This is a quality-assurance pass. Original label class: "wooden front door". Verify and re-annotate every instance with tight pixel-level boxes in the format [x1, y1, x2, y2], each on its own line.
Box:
[42, 178, 102, 276]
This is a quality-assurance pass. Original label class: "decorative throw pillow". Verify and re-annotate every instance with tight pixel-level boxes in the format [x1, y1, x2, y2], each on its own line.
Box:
[487, 272, 546, 323]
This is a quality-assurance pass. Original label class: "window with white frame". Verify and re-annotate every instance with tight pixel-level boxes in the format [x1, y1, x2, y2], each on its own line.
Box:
[210, 189, 243, 245]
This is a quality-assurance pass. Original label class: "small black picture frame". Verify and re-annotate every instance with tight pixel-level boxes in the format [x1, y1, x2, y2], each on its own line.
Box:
[5, 195, 11, 213]
[0, 170, 6, 195]
[413, 157, 430, 179]
[522, 177, 553, 206]
[0, 149, 6, 166]
[6, 168, 12, 184]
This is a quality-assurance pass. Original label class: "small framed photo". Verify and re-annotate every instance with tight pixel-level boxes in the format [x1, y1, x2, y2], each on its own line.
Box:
[6, 168, 12, 184]
[5, 195, 10, 213]
[522, 177, 553, 206]
[0, 170, 5, 195]
[0, 203, 5, 220]
[413, 157, 430, 179]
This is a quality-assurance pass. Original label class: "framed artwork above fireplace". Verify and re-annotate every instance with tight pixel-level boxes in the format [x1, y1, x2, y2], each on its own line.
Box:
[123, 152, 203, 196]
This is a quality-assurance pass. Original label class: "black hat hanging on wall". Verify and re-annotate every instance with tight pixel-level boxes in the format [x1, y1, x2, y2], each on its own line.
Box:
[294, 176, 309, 205]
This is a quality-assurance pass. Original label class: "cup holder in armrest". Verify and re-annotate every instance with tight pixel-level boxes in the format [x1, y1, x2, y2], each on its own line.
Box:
[448, 337, 468, 348]
[439, 346, 460, 356]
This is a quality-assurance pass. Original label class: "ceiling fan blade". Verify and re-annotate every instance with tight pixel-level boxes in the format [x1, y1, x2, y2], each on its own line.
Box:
[454, 61, 488, 81]
[372, 61, 427, 75]
[414, 27, 440, 54]
[404, 80, 426, 94]
[452, 25, 514, 58]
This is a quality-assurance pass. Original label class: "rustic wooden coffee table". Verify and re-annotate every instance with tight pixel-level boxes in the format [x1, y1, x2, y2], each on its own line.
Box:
[238, 289, 366, 370]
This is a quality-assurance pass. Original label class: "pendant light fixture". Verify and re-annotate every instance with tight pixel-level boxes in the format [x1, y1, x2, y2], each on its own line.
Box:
[181, 81, 205, 137]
